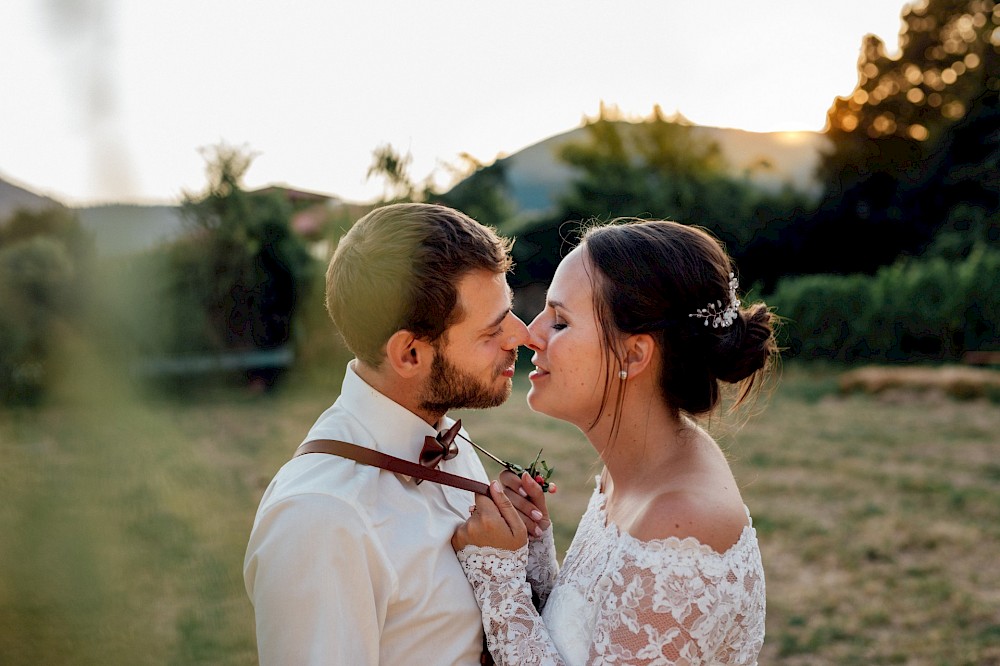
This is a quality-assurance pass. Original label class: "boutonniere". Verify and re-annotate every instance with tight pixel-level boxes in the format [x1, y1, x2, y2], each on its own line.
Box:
[438, 420, 557, 493]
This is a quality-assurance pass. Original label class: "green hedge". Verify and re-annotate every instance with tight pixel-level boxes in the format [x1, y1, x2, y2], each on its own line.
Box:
[0, 236, 76, 404]
[768, 246, 1000, 363]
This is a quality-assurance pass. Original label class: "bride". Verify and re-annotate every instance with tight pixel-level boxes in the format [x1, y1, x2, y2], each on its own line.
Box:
[452, 218, 778, 665]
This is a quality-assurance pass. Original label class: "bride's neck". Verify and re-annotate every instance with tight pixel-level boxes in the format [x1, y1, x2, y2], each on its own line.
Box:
[587, 400, 691, 493]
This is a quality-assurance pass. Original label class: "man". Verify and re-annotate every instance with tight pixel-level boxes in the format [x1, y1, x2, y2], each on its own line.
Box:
[244, 202, 531, 665]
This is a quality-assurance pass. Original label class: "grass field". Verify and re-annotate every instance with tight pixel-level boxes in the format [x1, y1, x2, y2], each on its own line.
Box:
[2, 347, 999, 665]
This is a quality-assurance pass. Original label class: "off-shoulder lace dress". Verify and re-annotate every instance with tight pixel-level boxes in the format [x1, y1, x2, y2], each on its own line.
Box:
[457, 479, 766, 665]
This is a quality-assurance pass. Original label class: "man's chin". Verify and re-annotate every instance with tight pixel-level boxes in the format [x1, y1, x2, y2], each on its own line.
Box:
[470, 383, 512, 410]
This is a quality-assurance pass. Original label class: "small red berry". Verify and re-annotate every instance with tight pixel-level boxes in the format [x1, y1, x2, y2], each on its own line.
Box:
[535, 475, 544, 484]
[548, 483, 557, 494]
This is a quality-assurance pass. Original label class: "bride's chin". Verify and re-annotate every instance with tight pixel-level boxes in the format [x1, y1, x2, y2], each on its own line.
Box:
[526, 391, 552, 416]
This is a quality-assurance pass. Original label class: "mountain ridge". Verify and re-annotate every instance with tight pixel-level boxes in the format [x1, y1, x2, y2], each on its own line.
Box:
[493, 122, 829, 215]
[2, 121, 830, 254]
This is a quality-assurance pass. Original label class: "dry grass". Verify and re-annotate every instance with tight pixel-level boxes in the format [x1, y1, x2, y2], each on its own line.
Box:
[839, 364, 1000, 402]
[2, 355, 999, 665]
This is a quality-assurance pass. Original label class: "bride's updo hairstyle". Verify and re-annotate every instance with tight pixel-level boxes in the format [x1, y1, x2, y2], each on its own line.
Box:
[580, 218, 778, 420]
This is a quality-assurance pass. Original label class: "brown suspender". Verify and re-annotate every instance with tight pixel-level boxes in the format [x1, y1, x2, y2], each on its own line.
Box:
[294, 439, 490, 496]
[294, 439, 496, 665]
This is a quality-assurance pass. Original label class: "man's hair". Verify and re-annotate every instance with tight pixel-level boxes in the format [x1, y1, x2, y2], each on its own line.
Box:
[325, 203, 514, 366]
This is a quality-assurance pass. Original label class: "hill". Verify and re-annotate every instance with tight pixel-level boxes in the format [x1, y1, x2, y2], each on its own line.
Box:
[75, 204, 187, 257]
[0, 175, 186, 257]
[492, 122, 830, 214]
[3, 120, 832, 252]
[0, 174, 65, 219]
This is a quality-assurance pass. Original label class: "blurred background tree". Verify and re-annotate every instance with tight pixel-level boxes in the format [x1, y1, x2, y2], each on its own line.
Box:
[0, 207, 93, 405]
[366, 143, 416, 202]
[427, 153, 517, 230]
[176, 144, 313, 356]
[96, 143, 318, 391]
[501, 105, 812, 296]
[794, 0, 1000, 274]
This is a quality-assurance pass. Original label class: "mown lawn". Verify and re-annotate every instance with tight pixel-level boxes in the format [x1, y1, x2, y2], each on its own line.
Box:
[2, 349, 998, 665]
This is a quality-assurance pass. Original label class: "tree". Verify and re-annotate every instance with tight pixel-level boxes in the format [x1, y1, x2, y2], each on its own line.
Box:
[805, 0, 1000, 274]
[366, 143, 415, 202]
[0, 207, 92, 404]
[427, 153, 517, 230]
[522, 106, 808, 290]
[825, 0, 999, 151]
[175, 143, 312, 357]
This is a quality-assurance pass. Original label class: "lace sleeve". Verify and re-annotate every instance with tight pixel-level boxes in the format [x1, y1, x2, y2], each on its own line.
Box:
[525, 525, 558, 608]
[456, 545, 565, 666]
[586, 540, 766, 665]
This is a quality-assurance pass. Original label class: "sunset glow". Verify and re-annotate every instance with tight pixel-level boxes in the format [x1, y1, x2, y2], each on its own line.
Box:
[0, 0, 909, 206]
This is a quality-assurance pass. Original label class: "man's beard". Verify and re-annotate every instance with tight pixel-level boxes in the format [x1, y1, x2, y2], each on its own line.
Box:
[418, 346, 517, 414]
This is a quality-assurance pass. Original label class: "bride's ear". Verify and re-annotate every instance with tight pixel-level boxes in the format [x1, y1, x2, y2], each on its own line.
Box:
[621, 333, 655, 379]
[384, 329, 432, 378]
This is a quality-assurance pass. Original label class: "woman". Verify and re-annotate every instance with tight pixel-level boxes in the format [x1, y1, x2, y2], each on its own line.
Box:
[452, 218, 778, 665]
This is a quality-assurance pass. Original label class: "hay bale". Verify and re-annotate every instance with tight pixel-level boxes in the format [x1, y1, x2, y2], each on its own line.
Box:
[839, 365, 1000, 401]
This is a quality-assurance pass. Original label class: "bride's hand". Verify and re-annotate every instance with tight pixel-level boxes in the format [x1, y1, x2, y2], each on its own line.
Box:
[452, 480, 528, 552]
[499, 469, 551, 539]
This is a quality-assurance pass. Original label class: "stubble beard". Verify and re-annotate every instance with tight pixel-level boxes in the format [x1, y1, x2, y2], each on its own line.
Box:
[418, 346, 517, 414]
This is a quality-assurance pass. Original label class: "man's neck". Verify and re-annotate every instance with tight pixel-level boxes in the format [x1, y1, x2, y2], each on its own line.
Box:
[353, 360, 443, 427]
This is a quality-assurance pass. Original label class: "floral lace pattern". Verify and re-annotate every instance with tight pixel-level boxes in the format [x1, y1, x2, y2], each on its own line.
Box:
[525, 526, 559, 607]
[457, 481, 766, 665]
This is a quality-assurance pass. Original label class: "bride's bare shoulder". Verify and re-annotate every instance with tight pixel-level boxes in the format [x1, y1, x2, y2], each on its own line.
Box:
[630, 489, 750, 554]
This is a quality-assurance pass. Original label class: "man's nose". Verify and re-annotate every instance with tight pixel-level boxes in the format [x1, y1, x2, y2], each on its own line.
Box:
[503, 313, 531, 349]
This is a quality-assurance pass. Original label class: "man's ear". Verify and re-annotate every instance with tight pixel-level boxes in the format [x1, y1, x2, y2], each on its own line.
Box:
[621, 333, 656, 378]
[384, 329, 432, 378]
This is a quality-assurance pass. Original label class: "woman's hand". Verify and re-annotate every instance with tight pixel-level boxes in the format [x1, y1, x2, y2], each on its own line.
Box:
[452, 480, 528, 552]
[499, 469, 551, 539]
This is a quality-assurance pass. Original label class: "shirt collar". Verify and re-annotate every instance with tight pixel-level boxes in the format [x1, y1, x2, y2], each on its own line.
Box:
[337, 360, 456, 463]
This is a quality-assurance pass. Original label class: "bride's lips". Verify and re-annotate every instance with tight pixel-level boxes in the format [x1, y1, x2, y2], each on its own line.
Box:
[529, 365, 549, 381]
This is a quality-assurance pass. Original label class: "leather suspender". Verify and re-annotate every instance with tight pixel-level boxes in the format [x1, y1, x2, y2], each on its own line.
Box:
[295, 439, 490, 496]
[295, 439, 496, 665]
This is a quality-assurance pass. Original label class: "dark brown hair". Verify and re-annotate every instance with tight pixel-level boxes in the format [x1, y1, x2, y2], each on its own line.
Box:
[326, 203, 513, 366]
[580, 218, 778, 424]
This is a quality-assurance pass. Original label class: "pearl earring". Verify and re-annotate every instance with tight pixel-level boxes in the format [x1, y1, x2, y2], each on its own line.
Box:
[619, 369, 628, 381]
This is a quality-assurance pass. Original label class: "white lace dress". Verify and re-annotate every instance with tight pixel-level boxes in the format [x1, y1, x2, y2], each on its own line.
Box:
[457, 479, 766, 665]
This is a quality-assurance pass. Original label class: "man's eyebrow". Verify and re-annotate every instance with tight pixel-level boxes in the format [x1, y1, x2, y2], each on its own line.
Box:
[485, 308, 510, 331]
[483, 290, 515, 331]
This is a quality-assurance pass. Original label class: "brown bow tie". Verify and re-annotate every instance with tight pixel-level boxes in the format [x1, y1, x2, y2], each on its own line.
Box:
[417, 419, 462, 481]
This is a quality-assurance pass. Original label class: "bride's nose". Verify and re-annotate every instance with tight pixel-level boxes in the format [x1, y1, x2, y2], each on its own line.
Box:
[525, 314, 546, 352]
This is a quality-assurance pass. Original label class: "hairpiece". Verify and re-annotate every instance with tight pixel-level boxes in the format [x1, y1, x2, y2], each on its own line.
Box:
[688, 272, 740, 328]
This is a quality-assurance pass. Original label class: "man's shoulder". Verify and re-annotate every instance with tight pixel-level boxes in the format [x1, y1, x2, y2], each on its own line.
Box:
[256, 441, 378, 524]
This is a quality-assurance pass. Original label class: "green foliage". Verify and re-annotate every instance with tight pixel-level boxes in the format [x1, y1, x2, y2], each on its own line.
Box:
[824, 0, 999, 150]
[0, 208, 92, 405]
[555, 108, 753, 236]
[507, 108, 812, 290]
[428, 157, 517, 230]
[769, 246, 1000, 362]
[170, 144, 314, 355]
[366, 143, 415, 202]
[799, 0, 1000, 275]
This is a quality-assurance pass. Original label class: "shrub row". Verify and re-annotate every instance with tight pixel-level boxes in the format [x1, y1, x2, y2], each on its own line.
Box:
[766, 245, 1000, 363]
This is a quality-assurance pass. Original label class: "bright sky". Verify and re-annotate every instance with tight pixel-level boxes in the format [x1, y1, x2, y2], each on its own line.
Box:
[0, 0, 908, 207]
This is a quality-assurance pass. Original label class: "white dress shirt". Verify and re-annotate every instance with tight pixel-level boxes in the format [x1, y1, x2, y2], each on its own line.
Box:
[244, 361, 491, 665]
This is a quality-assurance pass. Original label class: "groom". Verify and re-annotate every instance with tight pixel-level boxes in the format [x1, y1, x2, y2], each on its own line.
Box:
[244, 202, 531, 665]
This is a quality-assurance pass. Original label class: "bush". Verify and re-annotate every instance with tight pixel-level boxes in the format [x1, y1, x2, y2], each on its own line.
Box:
[0, 236, 76, 404]
[768, 245, 1000, 363]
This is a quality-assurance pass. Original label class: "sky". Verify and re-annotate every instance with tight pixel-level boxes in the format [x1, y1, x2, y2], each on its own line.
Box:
[0, 0, 909, 207]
